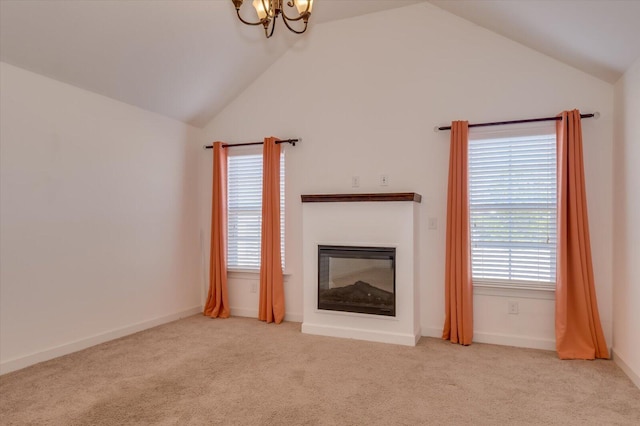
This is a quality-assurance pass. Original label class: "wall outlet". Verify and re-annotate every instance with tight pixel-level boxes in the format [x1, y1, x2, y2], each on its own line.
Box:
[428, 217, 438, 230]
[380, 174, 389, 186]
[250, 281, 258, 293]
[508, 301, 519, 315]
[351, 176, 360, 188]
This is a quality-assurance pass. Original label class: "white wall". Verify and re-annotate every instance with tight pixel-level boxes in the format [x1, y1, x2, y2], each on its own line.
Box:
[201, 3, 614, 351]
[0, 63, 204, 373]
[613, 56, 640, 387]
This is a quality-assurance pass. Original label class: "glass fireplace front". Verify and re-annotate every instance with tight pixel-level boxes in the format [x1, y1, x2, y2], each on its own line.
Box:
[317, 245, 395, 316]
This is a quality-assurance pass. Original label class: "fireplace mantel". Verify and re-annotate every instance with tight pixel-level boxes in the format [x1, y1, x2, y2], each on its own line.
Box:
[301, 192, 422, 203]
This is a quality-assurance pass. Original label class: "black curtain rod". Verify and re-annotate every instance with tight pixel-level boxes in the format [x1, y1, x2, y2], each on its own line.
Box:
[203, 138, 300, 149]
[435, 112, 599, 131]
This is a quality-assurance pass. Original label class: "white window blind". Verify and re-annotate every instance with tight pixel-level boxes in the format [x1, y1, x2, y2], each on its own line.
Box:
[468, 131, 556, 290]
[227, 153, 285, 270]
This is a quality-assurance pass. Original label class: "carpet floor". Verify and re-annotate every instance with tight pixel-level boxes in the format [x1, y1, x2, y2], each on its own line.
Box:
[1, 315, 639, 425]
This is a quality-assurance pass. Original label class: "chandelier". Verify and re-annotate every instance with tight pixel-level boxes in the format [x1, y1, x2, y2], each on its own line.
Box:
[232, 0, 314, 38]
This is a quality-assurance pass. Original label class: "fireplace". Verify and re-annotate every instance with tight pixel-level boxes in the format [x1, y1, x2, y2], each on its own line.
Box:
[318, 245, 396, 316]
[301, 193, 421, 346]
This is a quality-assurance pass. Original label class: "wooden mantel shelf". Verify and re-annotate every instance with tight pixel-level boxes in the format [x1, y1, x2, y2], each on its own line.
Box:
[301, 192, 422, 203]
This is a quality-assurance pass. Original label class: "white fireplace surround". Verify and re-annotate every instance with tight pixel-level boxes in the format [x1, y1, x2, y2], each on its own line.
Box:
[301, 194, 421, 346]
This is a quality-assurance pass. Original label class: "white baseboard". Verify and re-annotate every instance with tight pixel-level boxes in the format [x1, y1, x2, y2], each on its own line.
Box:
[286, 313, 303, 322]
[0, 306, 202, 375]
[612, 349, 640, 389]
[419, 326, 555, 351]
[230, 307, 302, 323]
[421, 326, 443, 339]
[472, 331, 555, 351]
[229, 307, 258, 319]
[302, 322, 419, 346]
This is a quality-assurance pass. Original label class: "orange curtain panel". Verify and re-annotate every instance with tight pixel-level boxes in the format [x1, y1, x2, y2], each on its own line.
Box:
[555, 110, 608, 359]
[203, 142, 231, 319]
[258, 137, 285, 324]
[442, 121, 473, 345]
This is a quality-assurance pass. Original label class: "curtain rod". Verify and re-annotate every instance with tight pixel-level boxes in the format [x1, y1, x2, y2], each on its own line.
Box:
[203, 138, 300, 150]
[434, 112, 599, 131]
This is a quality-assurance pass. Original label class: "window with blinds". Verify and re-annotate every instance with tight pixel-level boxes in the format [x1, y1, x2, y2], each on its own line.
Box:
[227, 153, 285, 270]
[468, 131, 556, 290]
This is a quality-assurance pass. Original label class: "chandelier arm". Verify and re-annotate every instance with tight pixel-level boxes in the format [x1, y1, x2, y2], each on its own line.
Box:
[286, 0, 305, 10]
[281, 0, 309, 21]
[261, 0, 276, 18]
[265, 14, 277, 38]
[281, 14, 308, 34]
[235, 8, 265, 26]
[280, 11, 308, 22]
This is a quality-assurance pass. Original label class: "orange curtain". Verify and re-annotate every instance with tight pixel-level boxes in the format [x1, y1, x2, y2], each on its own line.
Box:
[258, 137, 285, 324]
[203, 142, 230, 319]
[442, 121, 473, 345]
[555, 110, 608, 359]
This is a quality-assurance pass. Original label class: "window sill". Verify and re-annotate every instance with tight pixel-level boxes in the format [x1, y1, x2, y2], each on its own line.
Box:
[228, 269, 292, 280]
[473, 284, 555, 300]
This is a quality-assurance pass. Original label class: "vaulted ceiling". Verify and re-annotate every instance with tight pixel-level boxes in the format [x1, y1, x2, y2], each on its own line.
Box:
[1, 1, 639, 128]
[429, 0, 640, 84]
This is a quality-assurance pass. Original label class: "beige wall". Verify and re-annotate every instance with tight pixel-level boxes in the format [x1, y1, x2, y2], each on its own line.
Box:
[613, 56, 640, 387]
[0, 63, 204, 373]
[202, 3, 614, 350]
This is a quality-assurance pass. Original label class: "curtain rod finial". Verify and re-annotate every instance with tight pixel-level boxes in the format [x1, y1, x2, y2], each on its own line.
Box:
[593, 111, 600, 119]
[434, 126, 440, 132]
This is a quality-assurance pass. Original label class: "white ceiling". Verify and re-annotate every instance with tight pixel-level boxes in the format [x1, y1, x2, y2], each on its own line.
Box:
[1, 0, 639, 128]
[0, 0, 423, 127]
[429, 0, 640, 84]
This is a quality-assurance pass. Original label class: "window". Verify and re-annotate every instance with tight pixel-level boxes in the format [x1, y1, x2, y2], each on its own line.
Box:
[468, 128, 556, 290]
[227, 152, 285, 271]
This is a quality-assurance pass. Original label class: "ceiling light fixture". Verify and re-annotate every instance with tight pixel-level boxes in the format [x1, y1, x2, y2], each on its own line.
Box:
[232, 0, 313, 38]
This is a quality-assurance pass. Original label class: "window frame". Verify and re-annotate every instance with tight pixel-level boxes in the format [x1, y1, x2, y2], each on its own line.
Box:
[467, 124, 557, 292]
[226, 146, 285, 272]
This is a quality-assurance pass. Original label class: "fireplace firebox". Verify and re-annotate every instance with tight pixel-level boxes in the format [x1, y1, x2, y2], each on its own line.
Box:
[318, 245, 396, 316]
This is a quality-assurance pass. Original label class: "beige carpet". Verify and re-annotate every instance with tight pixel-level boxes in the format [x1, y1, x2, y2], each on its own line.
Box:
[1, 315, 639, 425]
